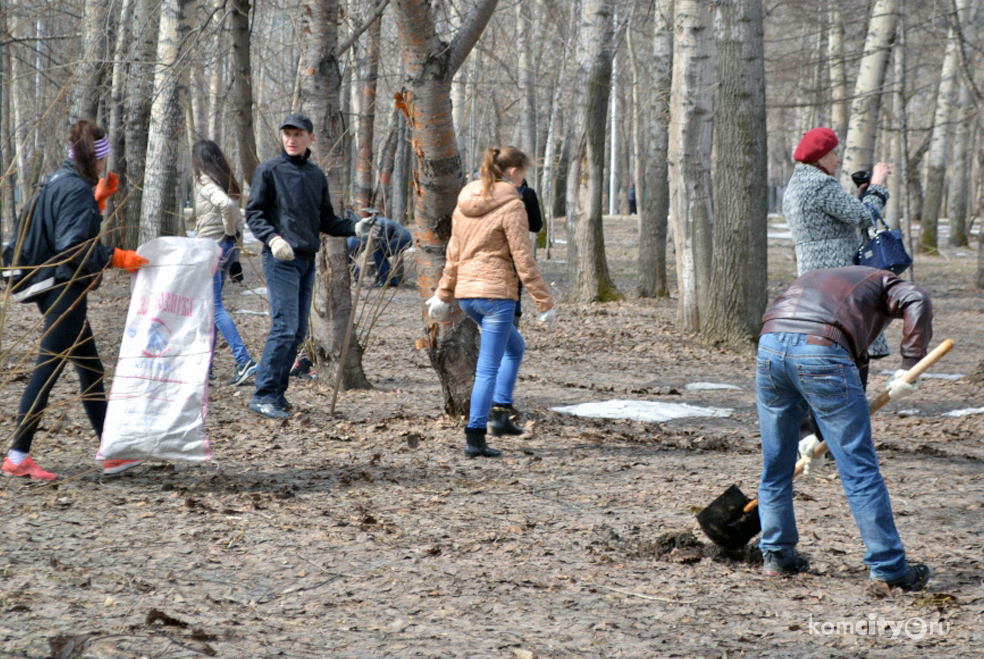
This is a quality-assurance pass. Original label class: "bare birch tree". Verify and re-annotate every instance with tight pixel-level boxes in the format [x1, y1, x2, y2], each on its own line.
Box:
[840, 0, 897, 186]
[565, 0, 621, 303]
[138, 0, 191, 243]
[667, 0, 713, 331]
[229, 0, 259, 183]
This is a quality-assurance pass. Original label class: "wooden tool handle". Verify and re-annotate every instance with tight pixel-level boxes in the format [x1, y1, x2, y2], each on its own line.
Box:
[741, 339, 954, 514]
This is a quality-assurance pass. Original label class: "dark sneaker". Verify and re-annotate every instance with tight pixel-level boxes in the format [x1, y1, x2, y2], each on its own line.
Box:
[228, 358, 258, 386]
[882, 564, 931, 592]
[248, 401, 288, 420]
[762, 550, 810, 576]
[290, 358, 316, 379]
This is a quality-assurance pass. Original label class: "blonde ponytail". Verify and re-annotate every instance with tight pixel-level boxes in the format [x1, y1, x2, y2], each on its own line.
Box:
[478, 146, 530, 197]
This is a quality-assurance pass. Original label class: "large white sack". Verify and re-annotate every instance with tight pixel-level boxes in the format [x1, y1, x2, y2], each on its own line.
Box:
[98, 237, 220, 462]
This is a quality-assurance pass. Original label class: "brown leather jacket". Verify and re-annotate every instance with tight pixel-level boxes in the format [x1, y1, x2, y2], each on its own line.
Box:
[761, 266, 932, 369]
[437, 180, 553, 312]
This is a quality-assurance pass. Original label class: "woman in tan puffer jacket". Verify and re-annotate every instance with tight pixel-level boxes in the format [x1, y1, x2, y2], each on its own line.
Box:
[192, 140, 257, 387]
[426, 147, 555, 458]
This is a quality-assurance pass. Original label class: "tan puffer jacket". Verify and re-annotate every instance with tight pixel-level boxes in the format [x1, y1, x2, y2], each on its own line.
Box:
[437, 180, 553, 313]
[194, 174, 244, 241]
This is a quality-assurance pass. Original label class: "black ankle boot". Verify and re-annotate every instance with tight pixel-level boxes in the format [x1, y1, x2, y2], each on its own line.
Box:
[464, 429, 500, 458]
[489, 405, 524, 437]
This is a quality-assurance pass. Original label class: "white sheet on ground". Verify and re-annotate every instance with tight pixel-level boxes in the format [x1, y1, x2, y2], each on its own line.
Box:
[684, 382, 741, 390]
[942, 407, 984, 418]
[552, 399, 731, 423]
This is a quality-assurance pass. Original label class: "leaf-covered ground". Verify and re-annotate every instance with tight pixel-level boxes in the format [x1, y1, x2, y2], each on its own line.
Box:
[1, 217, 982, 658]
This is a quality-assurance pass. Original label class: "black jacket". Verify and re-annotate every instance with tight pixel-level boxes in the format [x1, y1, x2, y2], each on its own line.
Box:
[24, 161, 113, 294]
[246, 149, 355, 257]
[761, 266, 932, 369]
[519, 182, 543, 233]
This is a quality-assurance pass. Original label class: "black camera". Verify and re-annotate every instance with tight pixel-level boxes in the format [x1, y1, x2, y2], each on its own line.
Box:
[851, 170, 872, 189]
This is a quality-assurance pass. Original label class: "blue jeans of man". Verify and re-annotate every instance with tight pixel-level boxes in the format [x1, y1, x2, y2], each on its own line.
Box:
[459, 299, 524, 430]
[252, 252, 316, 407]
[213, 237, 250, 365]
[347, 232, 412, 284]
[756, 332, 908, 581]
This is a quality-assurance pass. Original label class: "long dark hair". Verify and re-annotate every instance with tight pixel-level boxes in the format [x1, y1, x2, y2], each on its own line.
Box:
[191, 140, 241, 199]
[68, 119, 106, 186]
[479, 146, 529, 198]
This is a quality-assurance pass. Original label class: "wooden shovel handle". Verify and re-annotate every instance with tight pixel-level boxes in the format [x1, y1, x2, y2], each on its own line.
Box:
[741, 339, 954, 513]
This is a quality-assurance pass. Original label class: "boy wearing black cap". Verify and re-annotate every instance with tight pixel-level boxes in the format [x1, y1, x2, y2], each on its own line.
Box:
[246, 113, 375, 419]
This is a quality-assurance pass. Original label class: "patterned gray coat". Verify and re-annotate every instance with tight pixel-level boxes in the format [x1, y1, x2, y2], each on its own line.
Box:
[782, 162, 892, 357]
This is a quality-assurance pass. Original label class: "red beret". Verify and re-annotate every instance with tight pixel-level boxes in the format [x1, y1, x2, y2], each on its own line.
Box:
[793, 127, 838, 163]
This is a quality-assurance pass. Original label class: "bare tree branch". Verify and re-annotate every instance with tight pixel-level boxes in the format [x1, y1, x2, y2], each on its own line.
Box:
[337, 0, 391, 56]
[447, 0, 499, 75]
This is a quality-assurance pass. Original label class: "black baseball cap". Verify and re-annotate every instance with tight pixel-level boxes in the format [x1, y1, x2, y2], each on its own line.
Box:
[280, 113, 314, 133]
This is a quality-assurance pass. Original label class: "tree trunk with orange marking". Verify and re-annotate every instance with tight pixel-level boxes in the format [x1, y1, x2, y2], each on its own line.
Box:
[392, 0, 500, 416]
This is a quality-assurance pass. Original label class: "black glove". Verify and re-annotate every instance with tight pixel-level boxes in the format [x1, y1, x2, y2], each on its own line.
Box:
[229, 259, 244, 283]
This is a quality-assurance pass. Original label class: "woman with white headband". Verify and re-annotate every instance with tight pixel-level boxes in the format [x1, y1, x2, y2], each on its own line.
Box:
[2, 119, 149, 480]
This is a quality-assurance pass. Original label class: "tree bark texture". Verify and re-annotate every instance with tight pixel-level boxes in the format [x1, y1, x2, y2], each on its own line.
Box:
[702, 0, 767, 349]
[138, 0, 191, 244]
[70, 0, 111, 121]
[668, 0, 714, 332]
[946, 77, 973, 247]
[638, 0, 672, 298]
[827, 3, 848, 141]
[354, 15, 381, 213]
[124, 0, 162, 249]
[517, 0, 537, 192]
[565, 0, 621, 304]
[840, 0, 897, 188]
[229, 0, 259, 184]
[392, 0, 499, 416]
[297, 0, 370, 390]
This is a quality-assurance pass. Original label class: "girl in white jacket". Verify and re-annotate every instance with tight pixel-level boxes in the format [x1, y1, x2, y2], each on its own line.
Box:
[192, 140, 256, 386]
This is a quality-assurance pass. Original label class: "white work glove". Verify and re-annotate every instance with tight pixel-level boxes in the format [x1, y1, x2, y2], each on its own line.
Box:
[354, 218, 378, 239]
[798, 434, 824, 477]
[536, 308, 557, 331]
[886, 369, 919, 401]
[269, 235, 295, 261]
[426, 293, 451, 320]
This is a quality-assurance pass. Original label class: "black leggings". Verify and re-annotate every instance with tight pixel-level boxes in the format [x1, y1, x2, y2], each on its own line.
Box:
[10, 284, 106, 454]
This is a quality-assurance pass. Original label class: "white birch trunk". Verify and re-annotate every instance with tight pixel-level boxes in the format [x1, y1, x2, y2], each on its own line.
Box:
[946, 76, 973, 246]
[828, 3, 848, 140]
[518, 0, 537, 194]
[70, 0, 110, 120]
[840, 0, 898, 186]
[138, 0, 191, 243]
[668, 0, 713, 331]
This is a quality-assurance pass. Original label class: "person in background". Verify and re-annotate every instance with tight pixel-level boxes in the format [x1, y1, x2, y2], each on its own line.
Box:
[511, 177, 543, 329]
[345, 212, 413, 287]
[627, 181, 637, 215]
[245, 113, 375, 419]
[191, 139, 257, 387]
[2, 119, 148, 480]
[426, 146, 555, 458]
[755, 266, 931, 592]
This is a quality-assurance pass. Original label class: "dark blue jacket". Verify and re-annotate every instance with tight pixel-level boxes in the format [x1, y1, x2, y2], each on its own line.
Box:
[246, 149, 355, 257]
[25, 161, 114, 292]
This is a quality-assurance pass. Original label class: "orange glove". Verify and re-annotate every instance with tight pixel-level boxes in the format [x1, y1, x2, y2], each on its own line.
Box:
[113, 248, 148, 274]
[95, 172, 119, 212]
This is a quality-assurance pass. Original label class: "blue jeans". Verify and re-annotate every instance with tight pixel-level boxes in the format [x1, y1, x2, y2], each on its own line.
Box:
[459, 299, 524, 430]
[213, 237, 250, 364]
[756, 332, 908, 580]
[252, 252, 315, 406]
[347, 232, 412, 284]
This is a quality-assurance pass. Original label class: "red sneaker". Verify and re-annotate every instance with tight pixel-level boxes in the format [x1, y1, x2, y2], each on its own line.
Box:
[102, 459, 145, 475]
[2, 456, 58, 480]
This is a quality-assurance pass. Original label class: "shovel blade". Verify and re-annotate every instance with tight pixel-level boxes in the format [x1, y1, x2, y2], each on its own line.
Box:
[696, 484, 762, 550]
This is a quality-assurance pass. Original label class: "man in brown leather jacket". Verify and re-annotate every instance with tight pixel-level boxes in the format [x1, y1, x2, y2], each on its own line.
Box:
[755, 266, 932, 591]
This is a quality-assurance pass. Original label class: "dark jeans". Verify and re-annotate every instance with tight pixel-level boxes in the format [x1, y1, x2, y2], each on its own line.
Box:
[252, 252, 315, 406]
[12, 283, 106, 453]
[347, 233, 412, 284]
